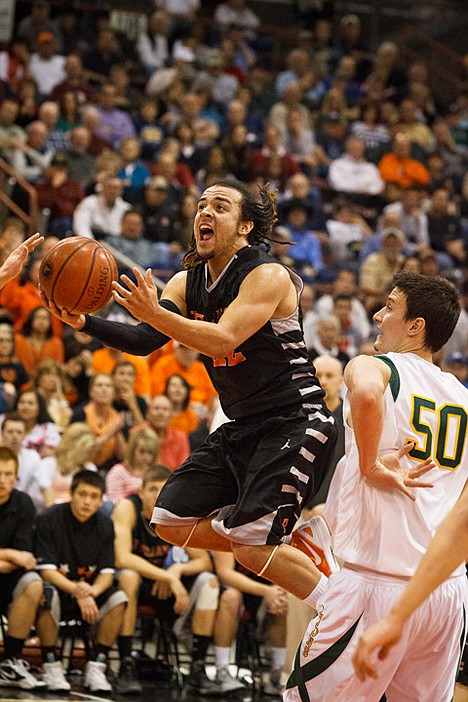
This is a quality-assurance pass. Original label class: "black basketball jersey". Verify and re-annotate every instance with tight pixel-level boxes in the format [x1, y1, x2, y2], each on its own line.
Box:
[128, 493, 171, 568]
[34, 503, 115, 584]
[185, 245, 324, 420]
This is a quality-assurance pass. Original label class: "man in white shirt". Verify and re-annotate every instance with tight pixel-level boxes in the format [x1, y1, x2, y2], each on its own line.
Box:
[29, 32, 65, 98]
[328, 136, 384, 197]
[1, 414, 43, 512]
[73, 177, 131, 239]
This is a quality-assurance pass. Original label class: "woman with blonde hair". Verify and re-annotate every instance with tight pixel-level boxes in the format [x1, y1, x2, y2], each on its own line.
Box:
[38, 422, 97, 507]
[105, 427, 160, 504]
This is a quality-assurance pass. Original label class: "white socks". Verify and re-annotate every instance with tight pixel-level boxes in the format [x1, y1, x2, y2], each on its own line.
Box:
[301, 574, 328, 610]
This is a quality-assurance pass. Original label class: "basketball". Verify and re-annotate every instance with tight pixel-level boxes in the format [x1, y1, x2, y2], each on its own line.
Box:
[39, 237, 119, 315]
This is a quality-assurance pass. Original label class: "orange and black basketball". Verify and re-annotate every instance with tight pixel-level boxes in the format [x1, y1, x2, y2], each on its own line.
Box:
[39, 237, 119, 315]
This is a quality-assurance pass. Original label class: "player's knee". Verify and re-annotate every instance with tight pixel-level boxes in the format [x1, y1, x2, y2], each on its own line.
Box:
[24, 578, 44, 605]
[118, 569, 141, 598]
[220, 587, 242, 614]
[155, 524, 181, 545]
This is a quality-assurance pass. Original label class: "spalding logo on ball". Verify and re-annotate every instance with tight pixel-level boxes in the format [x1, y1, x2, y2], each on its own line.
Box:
[39, 237, 119, 315]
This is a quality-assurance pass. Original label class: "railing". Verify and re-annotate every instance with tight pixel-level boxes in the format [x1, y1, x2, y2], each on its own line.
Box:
[0, 157, 38, 237]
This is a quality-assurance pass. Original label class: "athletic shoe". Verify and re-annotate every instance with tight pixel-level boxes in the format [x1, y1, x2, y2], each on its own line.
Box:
[84, 660, 112, 693]
[42, 661, 71, 691]
[263, 668, 283, 697]
[214, 666, 246, 693]
[0, 657, 46, 689]
[115, 657, 142, 695]
[290, 515, 340, 577]
[185, 661, 222, 696]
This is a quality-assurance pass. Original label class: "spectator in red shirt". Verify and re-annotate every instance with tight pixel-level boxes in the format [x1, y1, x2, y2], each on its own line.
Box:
[135, 395, 190, 471]
[34, 151, 84, 237]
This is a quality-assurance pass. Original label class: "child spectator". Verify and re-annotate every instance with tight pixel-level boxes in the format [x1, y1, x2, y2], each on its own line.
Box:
[105, 427, 160, 504]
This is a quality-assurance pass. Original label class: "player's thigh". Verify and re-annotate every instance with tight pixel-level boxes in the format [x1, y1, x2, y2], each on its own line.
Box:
[387, 575, 468, 702]
[155, 430, 238, 519]
[285, 569, 410, 702]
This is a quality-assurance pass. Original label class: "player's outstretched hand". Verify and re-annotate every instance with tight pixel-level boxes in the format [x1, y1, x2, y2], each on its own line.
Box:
[38, 284, 86, 329]
[352, 613, 404, 681]
[365, 442, 435, 500]
[112, 268, 160, 324]
[0, 232, 44, 289]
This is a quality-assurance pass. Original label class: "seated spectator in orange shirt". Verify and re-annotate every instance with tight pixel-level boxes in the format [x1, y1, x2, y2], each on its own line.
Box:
[150, 343, 217, 417]
[92, 346, 150, 399]
[133, 395, 190, 471]
[0, 241, 62, 337]
[14, 306, 64, 377]
[378, 132, 430, 193]
[164, 373, 199, 435]
[105, 427, 160, 504]
[71, 372, 127, 473]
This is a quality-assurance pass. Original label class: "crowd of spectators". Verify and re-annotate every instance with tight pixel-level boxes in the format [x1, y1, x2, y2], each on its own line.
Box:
[0, 0, 468, 696]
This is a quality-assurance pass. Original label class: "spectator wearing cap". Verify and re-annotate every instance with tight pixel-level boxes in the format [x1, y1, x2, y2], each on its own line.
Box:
[34, 152, 85, 237]
[94, 82, 136, 152]
[360, 227, 406, 313]
[16, 0, 62, 53]
[136, 176, 182, 246]
[314, 112, 347, 178]
[72, 176, 131, 239]
[29, 32, 65, 98]
[328, 135, 384, 201]
[192, 49, 239, 109]
[283, 199, 323, 282]
[444, 353, 468, 388]
[335, 14, 372, 81]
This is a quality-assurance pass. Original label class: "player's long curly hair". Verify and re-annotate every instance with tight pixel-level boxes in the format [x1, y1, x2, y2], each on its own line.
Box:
[183, 180, 279, 269]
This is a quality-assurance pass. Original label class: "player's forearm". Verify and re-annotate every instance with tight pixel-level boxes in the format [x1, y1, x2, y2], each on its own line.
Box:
[39, 568, 78, 595]
[389, 496, 468, 623]
[0, 559, 17, 573]
[89, 573, 113, 598]
[116, 551, 173, 584]
[141, 303, 237, 359]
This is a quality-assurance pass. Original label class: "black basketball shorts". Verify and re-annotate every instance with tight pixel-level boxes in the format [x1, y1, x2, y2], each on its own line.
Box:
[151, 404, 337, 546]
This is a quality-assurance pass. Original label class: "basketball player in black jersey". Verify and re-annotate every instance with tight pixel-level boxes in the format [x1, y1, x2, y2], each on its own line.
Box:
[40, 181, 337, 613]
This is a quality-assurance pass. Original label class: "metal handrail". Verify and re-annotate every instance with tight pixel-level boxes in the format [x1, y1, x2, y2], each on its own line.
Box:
[0, 157, 38, 237]
[399, 23, 465, 67]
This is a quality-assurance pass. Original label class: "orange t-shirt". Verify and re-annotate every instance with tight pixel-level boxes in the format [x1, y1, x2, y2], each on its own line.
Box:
[169, 407, 199, 435]
[0, 277, 63, 336]
[378, 154, 430, 189]
[150, 355, 217, 407]
[91, 348, 151, 397]
[14, 333, 64, 377]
